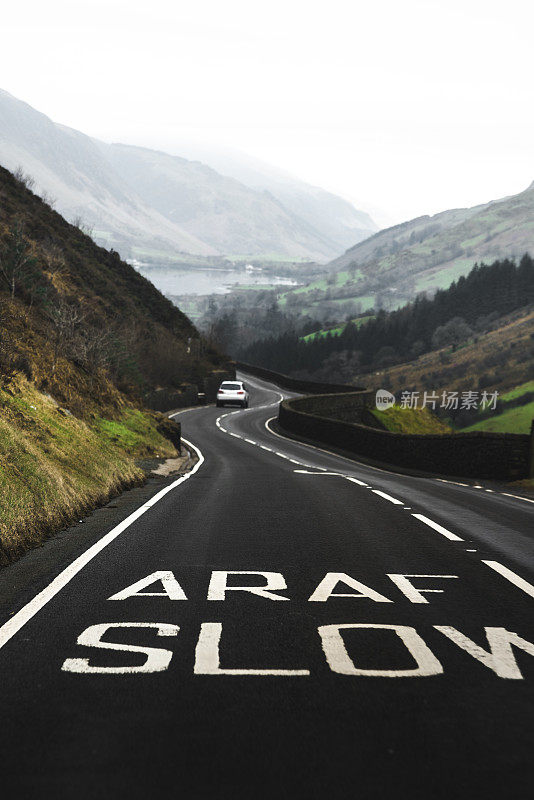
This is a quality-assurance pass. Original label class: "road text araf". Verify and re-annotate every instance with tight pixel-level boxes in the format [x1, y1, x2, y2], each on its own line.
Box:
[107, 570, 460, 604]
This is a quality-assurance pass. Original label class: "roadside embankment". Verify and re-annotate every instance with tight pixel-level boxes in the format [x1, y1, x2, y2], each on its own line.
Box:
[278, 392, 532, 481]
[0, 376, 181, 565]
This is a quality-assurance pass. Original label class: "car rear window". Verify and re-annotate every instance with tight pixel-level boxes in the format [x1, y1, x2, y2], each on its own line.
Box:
[220, 383, 241, 390]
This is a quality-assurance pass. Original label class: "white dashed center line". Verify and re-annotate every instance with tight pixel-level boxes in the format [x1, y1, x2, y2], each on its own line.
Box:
[371, 490, 404, 505]
[482, 560, 534, 598]
[411, 513, 464, 541]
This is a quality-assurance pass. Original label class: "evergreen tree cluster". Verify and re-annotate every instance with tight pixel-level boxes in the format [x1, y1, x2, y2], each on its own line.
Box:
[239, 255, 534, 376]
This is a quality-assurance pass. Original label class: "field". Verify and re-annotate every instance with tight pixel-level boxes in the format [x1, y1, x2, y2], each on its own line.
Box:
[500, 381, 534, 402]
[462, 401, 534, 434]
[301, 315, 375, 342]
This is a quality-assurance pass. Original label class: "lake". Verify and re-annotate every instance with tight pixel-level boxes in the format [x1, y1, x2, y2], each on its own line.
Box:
[134, 265, 299, 296]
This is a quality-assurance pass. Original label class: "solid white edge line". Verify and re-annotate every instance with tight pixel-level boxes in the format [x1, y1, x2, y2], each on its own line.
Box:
[264, 416, 402, 478]
[0, 436, 204, 652]
[501, 492, 534, 505]
[482, 560, 534, 598]
[411, 513, 463, 541]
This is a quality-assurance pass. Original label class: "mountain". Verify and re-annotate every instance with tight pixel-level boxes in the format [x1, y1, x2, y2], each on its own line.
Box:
[329, 181, 534, 285]
[154, 142, 378, 251]
[299, 181, 534, 314]
[0, 89, 375, 262]
[102, 143, 341, 260]
[0, 89, 213, 258]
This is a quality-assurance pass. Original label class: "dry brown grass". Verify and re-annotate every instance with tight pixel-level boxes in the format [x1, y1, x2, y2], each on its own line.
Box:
[355, 307, 534, 397]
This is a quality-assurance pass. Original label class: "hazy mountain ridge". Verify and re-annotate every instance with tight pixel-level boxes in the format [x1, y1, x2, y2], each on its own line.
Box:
[157, 142, 378, 250]
[0, 89, 375, 261]
[103, 143, 339, 259]
[328, 201, 496, 271]
[307, 182, 534, 314]
[0, 89, 214, 257]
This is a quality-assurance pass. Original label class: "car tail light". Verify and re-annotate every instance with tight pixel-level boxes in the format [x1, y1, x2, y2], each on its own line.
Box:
[237, 391, 244, 394]
[219, 389, 225, 393]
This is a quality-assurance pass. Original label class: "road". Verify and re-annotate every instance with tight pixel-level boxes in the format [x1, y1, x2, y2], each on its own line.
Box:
[1, 372, 533, 798]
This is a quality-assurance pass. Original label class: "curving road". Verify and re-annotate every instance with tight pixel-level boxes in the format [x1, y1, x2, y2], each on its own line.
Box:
[0, 372, 533, 798]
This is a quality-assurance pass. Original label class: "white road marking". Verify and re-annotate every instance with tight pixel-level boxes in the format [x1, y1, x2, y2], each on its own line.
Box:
[244, 439, 256, 445]
[264, 417, 402, 478]
[0, 437, 205, 652]
[295, 470, 349, 477]
[482, 560, 534, 599]
[411, 513, 463, 541]
[61, 622, 179, 674]
[372, 489, 404, 505]
[500, 492, 534, 505]
[436, 479, 470, 487]
[345, 477, 369, 487]
[167, 406, 206, 416]
[108, 571, 188, 600]
[309, 573, 392, 603]
[194, 623, 309, 676]
[387, 574, 458, 603]
[207, 571, 290, 601]
[466, 549, 477, 552]
[318, 624, 443, 677]
[435, 626, 534, 679]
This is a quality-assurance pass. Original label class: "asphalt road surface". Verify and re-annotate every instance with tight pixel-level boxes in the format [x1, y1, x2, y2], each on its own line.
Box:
[1, 373, 534, 799]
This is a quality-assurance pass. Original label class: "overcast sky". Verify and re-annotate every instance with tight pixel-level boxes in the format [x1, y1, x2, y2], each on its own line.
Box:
[2, 0, 533, 225]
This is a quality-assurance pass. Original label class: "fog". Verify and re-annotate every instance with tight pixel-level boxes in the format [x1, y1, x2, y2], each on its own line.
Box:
[2, 0, 533, 223]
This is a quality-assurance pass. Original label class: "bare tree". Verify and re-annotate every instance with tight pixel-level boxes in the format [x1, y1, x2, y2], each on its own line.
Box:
[71, 215, 93, 238]
[39, 190, 57, 209]
[0, 221, 37, 298]
[41, 243, 68, 282]
[75, 326, 113, 371]
[47, 299, 86, 370]
[13, 166, 35, 191]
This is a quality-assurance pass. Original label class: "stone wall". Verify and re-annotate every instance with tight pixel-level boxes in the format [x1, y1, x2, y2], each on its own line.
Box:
[236, 361, 361, 394]
[279, 394, 532, 480]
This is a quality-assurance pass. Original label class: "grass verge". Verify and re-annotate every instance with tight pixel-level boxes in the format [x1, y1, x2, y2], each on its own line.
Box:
[0, 377, 178, 565]
[370, 405, 452, 434]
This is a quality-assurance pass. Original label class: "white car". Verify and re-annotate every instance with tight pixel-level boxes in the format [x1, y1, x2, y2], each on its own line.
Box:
[216, 380, 249, 408]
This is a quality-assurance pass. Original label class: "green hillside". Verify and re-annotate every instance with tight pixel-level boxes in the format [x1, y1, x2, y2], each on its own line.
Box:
[277, 181, 534, 317]
[462, 402, 534, 435]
